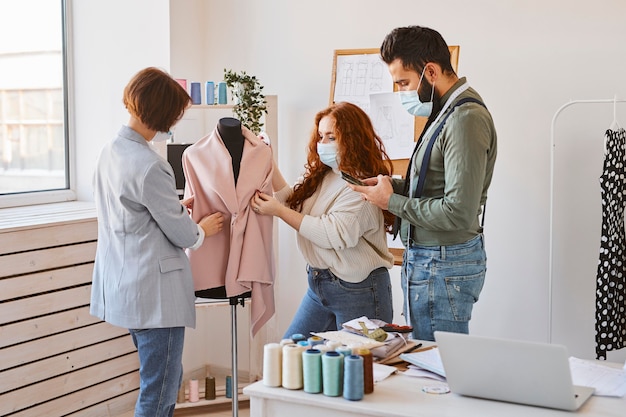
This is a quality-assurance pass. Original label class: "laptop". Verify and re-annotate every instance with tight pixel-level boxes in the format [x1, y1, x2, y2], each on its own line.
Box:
[434, 331, 595, 411]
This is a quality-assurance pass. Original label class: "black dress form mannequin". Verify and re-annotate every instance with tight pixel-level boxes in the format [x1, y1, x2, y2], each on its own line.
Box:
[218, 117, 245, 184]
[195, 117, 251, 300]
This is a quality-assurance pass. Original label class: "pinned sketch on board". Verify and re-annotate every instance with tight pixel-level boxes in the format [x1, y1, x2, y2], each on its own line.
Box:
[332, 52, 393, 112]
[330, 48, 413, 160]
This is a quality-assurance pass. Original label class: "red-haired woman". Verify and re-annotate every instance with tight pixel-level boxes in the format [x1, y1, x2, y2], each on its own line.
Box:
[252, 101, 395, 338]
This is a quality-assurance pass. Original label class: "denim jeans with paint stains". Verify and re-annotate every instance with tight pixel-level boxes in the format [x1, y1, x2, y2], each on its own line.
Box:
[401, 234, 486, 341]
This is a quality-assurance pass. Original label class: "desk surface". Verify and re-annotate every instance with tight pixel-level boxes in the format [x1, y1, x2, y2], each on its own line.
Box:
[243, 371, 625, 417]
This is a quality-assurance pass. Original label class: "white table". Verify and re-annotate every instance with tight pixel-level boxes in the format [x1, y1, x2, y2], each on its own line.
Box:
[243, 370, 625, 417]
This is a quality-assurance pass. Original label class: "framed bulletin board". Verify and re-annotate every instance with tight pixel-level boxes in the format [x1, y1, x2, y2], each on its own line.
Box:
[329, 46, 459, 264]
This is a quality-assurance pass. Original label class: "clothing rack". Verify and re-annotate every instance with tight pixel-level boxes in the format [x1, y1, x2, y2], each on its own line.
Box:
[548, 97, 626, 343]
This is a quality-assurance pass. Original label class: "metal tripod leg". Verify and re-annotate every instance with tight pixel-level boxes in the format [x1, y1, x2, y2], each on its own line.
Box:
[229, 296, 245, 417]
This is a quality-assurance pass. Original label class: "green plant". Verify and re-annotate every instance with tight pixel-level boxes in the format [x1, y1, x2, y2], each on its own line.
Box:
[223, 69, 267, 134]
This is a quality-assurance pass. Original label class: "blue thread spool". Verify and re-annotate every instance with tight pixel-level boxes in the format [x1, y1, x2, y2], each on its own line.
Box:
[343, 355, 364, 401]
[205, 81, 214, 105]
[297, 340, 309, 348]
[225, 375, 232, 398]
[308, 335, 324, 347]
[217, 81, 227, 104]
[291, 333, 306, 344]
[322, 351, 343, 397]
[302, 349, 322, 394]
[190, 82, 201, 105]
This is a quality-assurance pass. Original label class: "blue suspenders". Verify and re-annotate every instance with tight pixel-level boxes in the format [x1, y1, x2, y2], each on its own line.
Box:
[405, 97, 487, 245]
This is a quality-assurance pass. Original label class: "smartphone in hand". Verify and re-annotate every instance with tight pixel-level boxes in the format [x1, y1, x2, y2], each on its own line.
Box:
[341, 171, 365, 186]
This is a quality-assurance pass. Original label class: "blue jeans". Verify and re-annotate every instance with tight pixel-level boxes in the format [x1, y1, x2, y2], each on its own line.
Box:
[129, 327, 185, 417]
[402, 235, 486, 341]
[283, 266, 393, 338]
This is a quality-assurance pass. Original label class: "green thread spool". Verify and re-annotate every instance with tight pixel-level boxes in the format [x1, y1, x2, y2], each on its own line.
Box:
[322, 351, 343, 397]
[302, 349, 322, 393]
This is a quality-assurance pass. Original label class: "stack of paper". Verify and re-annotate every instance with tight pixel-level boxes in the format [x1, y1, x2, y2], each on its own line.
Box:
[400, 347, 446, 377]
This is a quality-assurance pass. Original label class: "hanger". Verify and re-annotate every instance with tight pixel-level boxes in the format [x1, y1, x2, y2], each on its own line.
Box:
[610, 94, 621, 131]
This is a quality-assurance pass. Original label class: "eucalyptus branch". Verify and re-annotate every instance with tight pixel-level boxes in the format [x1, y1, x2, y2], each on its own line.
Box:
[223, 69, 268, 134]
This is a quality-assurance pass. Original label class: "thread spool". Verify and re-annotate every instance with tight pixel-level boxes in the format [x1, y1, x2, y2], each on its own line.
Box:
[282, 344, 303, 389]
[205, 81, 215, 105]
[291, 333, 306, 344]
[347, 345, 360, 354]
[343, 355, 364, 401]
[177, 381, 186, 403]
[174, 78, 187, 90]
[280, 338, 294, 346]
[217, 82, 227, 104]
[336, 346, 352, 357]
[326, 340, 341, 350]
[308, 335, 324, 346]
[302, 349, 323, 394]
[313, 344, 330, 353]
[263, 343, 282, 387]
[225, 375, 232, 398]
[297, 340, 310, 349]
[190, 82, 201, 105]
[205, 376, 216, 400]
[188, 379, 199, 402]
[322, 351, 343, 397]
[356, 348, 374, 394]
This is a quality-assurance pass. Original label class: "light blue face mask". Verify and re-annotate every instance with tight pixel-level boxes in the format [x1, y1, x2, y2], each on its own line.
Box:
[397, 66, 435, 117]
[317, 142, 339, 170]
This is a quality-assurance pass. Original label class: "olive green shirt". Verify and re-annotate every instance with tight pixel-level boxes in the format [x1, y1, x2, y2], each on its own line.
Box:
[388, 77, 497, 247]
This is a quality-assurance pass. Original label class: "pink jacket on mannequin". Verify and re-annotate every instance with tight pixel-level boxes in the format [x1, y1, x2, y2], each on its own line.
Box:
[182, 126, 275, 335]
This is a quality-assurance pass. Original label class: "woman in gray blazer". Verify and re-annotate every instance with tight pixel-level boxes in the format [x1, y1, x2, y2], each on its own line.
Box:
[91, 67, 224, 417]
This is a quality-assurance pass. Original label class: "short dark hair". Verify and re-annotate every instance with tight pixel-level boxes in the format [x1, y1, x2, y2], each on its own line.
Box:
[123, 67, 191, 132]
[380, 26, 455, 76]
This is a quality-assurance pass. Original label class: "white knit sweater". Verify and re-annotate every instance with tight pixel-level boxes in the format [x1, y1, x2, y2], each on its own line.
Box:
[275, 171, 393, 283]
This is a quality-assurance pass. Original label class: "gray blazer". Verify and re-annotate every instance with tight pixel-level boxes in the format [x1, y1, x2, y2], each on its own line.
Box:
[90, 125, 199, 329]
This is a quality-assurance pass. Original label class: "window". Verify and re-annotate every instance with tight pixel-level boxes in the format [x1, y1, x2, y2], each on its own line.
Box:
[0, 0, 70, 207]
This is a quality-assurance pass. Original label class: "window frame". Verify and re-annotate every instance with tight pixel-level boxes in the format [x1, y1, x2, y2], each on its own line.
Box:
[0, 0, 75, 209]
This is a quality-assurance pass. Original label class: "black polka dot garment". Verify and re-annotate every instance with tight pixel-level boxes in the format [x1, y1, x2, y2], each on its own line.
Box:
[595, 127, 626, 360]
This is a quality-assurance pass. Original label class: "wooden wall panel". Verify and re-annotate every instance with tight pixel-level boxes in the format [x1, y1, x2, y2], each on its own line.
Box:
[0, 209, 138, 417]
[0, 241, 96, 279]
[1, 263, 94, 302]
[0, 306, 99, 349]
[1, 322, 129, 373]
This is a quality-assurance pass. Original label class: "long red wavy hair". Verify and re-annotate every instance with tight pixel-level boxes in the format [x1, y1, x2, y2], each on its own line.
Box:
[286, 101, 395, 231]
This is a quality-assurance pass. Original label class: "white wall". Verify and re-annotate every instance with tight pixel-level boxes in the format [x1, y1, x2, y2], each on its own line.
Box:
[73, 0, 626, 362]
[72, 0, 171, 201]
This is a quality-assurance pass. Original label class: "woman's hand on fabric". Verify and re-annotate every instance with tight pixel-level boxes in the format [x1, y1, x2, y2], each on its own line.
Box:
[251, 191, 281, 217]
[198, 212, 224, 237]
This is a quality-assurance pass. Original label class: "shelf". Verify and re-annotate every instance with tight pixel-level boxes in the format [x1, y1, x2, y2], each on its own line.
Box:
[190, 104, 234, 109]
[175, 383, 248, 409]
[175, 394, 249, 410]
